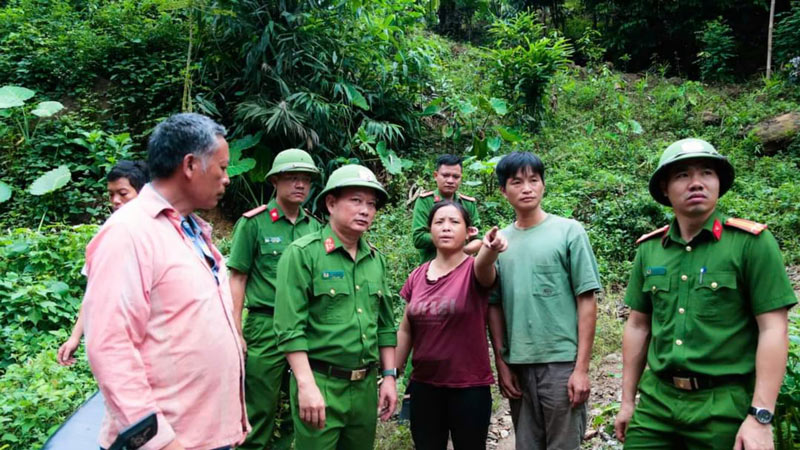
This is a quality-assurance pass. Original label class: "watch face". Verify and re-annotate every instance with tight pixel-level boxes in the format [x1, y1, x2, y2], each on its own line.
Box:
[755, 408, 773, 424]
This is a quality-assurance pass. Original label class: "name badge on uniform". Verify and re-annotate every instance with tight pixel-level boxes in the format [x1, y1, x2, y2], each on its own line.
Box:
[264, 237, 282, 244]
[645, 266, 667, 276]
[322, 270, 345, 280]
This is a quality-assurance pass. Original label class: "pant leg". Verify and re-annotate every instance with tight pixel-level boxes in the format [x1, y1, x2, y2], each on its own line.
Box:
[533, 362, 586, 450]
[678, 380, 750, 450]
[240, 314, 289, 450]
[290, 371, 342, 450]
[337, 371, 378, 450]
[509, 365, 546, 450]
[448, 385, 492, 450]
[409, 381, 450, 450]
[624, 371, 685, 449]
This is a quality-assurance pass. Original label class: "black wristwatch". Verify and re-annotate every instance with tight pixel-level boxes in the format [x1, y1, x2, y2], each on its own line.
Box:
[748, 406, 774, 425]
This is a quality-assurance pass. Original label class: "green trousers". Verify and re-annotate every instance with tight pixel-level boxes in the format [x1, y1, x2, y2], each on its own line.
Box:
[624, 370, 751, 449]
[239, 313, 289, 450]
[290, 369, 378, 450]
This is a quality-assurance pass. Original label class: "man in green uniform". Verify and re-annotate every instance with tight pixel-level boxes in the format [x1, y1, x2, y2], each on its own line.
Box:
[411, 154, 482, 262]
[227, 148, 322, 449]
[274, 164, 398, 450]
[614, 138, 797, 449]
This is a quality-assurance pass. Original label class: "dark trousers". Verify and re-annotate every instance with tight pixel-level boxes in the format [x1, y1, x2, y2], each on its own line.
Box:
[409, 381, 492, 450]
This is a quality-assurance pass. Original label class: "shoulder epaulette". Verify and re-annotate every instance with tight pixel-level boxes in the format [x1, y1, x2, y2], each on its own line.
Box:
[242, 205, 268, 218]
[305, 208, 323, 224]
[724, 218, 767, 235]
[636, 225, 669, 245]
[419, 191, 434, 198]
[367, 240, 382, 255]
[293, 232, 321, 249]
[458, 193, 477, 202]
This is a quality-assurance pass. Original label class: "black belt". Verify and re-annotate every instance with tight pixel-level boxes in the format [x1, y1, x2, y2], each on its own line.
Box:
[655, 371, 751, 391]
[308, 359, 376, 381]
[248, 305, 274, 316]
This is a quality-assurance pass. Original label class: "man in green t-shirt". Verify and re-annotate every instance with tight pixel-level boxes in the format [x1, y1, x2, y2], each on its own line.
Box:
[487, 152, 602, 450]
[614, 138, 797, 449]
[227, 149, 322, 449]
[411, 154, 482, 262]
[274, 164, 398, 450]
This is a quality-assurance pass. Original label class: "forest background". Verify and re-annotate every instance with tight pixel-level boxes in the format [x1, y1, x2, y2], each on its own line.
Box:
[1, 0, 799, 448]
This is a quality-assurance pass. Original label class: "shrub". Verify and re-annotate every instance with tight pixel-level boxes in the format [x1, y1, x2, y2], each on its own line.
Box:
[773, 1, 800, 68]
[696, 18, 736, 82]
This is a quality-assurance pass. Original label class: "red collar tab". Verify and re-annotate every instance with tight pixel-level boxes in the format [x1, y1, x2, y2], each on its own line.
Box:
[324, 237, 336, 253]
[270, 208, 280, 222]
[712, 219, 723, 241]
[434, 195, 440, 202]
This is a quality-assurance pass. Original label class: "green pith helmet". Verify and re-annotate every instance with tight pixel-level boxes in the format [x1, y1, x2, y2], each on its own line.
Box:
[315, 164, 389, 214]
[265, 148, 320, 179]
[649, 138, 735, 206]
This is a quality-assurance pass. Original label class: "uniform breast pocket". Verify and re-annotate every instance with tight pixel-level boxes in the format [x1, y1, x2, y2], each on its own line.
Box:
[313, 281, 352, 324]
[532, 264, 562, 298]
[642, 275, 672, 322]
[258, 242, 286, 274]
[693, 271, 739, 322]
[367, 282, 385, 314]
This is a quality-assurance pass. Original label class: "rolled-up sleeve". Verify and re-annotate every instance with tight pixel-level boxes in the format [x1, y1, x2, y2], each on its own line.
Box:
[275, 245, 311, 353]
[83, 222, 176, 450]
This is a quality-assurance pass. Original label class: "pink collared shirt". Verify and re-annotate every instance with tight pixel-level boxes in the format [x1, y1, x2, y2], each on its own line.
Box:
[83, 184, 249, 450]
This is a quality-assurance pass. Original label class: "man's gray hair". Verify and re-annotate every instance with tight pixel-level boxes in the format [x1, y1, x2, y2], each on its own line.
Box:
[147, 113, 227, 179]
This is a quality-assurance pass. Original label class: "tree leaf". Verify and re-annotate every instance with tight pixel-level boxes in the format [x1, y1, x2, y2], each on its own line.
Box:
[227, 158, 256, 177]
[458, 100, 476, 116]
[421, 97, 444, 116]
[379, 150, 403, 175]
[0, 180, 11, 204]
[496, 126, 523, 142]
[29, 165, 71, 196]
[629, 119, 644, 135]
[490, 97, 508, 116]
[375, 141, 388, 158]
[344, 83, 369, 110]
[229, 133, 262, 153]
[487, 136, 502, 152]
[31, 101, 64, 118]
[472, 135, 489, 159]
[0, 85, 35, 108]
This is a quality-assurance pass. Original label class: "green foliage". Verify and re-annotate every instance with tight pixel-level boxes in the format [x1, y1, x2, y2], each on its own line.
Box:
[696, 18, 736, 82]
[0, 225, 97, 369]
[486, 11, 573, 125]
[774, 2, 800, 68]
[0, 347, 96, 448]
[775, 313, 800, 447]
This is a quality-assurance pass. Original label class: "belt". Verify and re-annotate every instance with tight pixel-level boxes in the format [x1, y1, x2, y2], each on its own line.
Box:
[248, 305, 274, 316]
[308, 359, 376, 381]
[655, 371, 751, 391]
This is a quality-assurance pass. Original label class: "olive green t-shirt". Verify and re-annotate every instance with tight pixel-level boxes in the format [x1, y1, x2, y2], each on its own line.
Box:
[226, 199, 321, 309]
[624, 210, 797, 376]
[492, 214, 602, 364]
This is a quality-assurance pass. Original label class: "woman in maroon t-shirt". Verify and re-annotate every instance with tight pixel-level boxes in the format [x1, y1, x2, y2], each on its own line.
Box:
[396, 200, 507, 450]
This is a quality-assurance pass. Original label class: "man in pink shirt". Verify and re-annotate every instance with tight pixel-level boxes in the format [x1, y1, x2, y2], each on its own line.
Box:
[82, 113, 249, 450]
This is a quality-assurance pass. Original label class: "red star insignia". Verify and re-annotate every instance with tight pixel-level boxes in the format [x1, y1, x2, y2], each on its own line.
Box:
[270, 208, 279, 222]
[712, 219, 723, 241]
[434, 196, 440, 202]
[324, 237, 335, 253]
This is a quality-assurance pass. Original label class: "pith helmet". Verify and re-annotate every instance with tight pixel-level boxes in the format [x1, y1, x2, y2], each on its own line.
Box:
[315, 164, 389, 213]
[265, 148, 319, 179]
[649, 138, 735, 206]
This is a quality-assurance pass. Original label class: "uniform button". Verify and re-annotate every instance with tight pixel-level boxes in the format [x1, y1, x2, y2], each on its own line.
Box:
[272, 251, 278, 255]
[377, 290, 383, 296]
[330, 288, 336, 295]
[362, 334, 367, 340]
[678, 307, 685, 314]
[357, 308, 363, 313]
[711, 282, 718, 289]
[651, 286, 657, 292]
[685, 245, 692, 252]
[355, 285, 361, 291]
[676, 339, 683, 346]
[681, 275, 688, 281]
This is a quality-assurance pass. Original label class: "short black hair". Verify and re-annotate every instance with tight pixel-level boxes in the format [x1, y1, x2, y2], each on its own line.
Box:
[107, 160, 150, 192]
[147, 113, 227, 179]
[496, 152, 545, 188]
[427, 200, 473, 229]
[435, 154, 463, 170]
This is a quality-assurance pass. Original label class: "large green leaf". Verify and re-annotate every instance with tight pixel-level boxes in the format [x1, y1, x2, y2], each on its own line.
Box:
[490, 97, 508, 116]
[0, 180, 11, 203]
[344, 83, 369, 110]
[0, 86, 35, 109]
[229, 133, 262, 153]
[29, 165, 71, 196]
[421, 97, 444, 116]
[31, 101, 64, 118]
[496, 126, 523, 142]
[227, 158, 256, 177]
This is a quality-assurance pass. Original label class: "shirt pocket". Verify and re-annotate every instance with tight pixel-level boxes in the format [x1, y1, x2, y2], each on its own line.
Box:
[642, 275, 672, 322]
[532, 264, 562, 298]
[313, 281, 352, 324]
[366, 281, 385, 315]
[692, 271, 739, 322]
[258, 241, 285, 275]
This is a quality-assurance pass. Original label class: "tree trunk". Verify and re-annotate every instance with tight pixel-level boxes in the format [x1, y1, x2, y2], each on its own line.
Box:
[766, 0, 776, 79]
